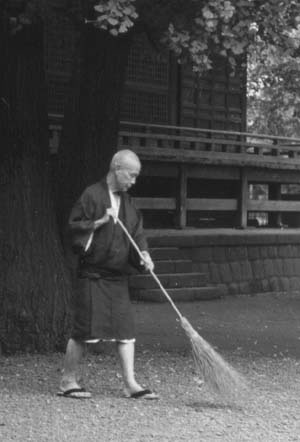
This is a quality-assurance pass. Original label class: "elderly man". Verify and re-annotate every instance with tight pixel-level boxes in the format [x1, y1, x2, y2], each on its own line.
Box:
[59, 149, 158, 400]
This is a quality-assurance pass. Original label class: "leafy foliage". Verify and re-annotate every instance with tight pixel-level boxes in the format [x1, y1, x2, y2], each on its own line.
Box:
[247, 25, 300, 137]
[4, 1, 300, 73]
[91, 0, 300, 74]
[92, 0, 138, 35]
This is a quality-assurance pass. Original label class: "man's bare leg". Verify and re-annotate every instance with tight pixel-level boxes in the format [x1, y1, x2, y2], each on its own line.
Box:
[117, 341, 142, 394]
[60, 338, 86, 392]
[117, 341, 158, 399]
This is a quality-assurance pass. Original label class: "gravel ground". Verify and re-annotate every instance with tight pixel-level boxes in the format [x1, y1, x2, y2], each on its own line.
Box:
[1, 294, 300, 441]
[0, 353, 299, 441]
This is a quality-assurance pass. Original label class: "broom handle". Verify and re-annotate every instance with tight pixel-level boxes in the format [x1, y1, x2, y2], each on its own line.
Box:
[116, 217, 183, 320]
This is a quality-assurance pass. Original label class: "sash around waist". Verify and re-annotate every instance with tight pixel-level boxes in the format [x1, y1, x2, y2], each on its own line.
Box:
[78, 267, 127, 281]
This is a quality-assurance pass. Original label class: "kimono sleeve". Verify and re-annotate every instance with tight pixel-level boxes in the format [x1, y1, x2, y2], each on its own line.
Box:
[68, 190, 96, 255]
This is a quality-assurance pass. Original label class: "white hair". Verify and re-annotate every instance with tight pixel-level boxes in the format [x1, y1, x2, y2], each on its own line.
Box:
[110, 149, 141, 171]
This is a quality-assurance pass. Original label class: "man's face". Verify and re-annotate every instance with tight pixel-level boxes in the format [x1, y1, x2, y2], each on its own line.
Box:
[115, 159, 141, 192]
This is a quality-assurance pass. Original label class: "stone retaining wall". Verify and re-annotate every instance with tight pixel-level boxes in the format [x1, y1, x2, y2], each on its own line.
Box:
[147, 229, 300, 296]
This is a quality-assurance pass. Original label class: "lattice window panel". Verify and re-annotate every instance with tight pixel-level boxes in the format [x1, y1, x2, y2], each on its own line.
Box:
[180, 55, 245, 131]
[121, 33, 170, 123]
[121, 91, 168, 123]
[126, 34, 169, 86]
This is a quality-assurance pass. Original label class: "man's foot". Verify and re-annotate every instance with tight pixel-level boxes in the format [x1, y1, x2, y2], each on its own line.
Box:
[59, 378, 91, 399]
[124, 386, 159, 400]
[57, 387, 92, 399]
[129, 389, 159, 400]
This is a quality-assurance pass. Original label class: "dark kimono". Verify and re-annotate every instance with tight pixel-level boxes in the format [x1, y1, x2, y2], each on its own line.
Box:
[69, 179, 148, 341]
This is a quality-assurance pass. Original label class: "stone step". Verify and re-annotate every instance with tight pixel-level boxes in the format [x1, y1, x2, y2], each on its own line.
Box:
[129, 272, 208, 290]
[149, 247, 185, 260]
[131, 286, 222, 302]
[153, 259, 193, 274]
[153, 259, 205, 274]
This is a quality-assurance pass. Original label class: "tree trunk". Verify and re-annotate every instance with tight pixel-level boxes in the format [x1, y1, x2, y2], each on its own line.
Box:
[58, 25, 133, 226]
[0, 15, 71, 353]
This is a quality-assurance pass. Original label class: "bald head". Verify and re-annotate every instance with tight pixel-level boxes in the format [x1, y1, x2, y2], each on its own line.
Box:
[110, 150, 141, 172]
[108, 149, 141, 192]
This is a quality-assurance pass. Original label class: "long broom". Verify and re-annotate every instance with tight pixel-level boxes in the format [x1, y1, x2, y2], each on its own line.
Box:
[116, 217, 247, 401]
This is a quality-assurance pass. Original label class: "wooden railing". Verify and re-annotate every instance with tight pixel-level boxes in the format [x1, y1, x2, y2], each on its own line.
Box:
[49, 116, 300, 164]
[118, 121, 300, 169]
[118, 122, 300, 229]
[48, 116, 300, 229]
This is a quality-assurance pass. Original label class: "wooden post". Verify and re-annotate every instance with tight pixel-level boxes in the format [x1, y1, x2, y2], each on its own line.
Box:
[271, 138, 279, 156]
[238, 168, 248, 228]
[269, 183, 282, 227]
[177, 164, 187, 228]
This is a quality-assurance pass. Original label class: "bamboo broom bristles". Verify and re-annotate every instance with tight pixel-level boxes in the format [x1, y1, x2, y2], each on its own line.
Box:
[180, 317, 247, 401]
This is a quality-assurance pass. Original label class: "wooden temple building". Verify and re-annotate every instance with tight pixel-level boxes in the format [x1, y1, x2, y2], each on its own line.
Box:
[47, 27, 300, 300]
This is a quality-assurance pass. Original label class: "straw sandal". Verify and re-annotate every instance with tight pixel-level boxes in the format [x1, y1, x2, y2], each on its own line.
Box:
[57, 387, 92, 399]
[128, 389, 159, 400]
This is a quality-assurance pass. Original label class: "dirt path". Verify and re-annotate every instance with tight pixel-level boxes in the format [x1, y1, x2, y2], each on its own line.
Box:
[0, 293, 300, 441]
